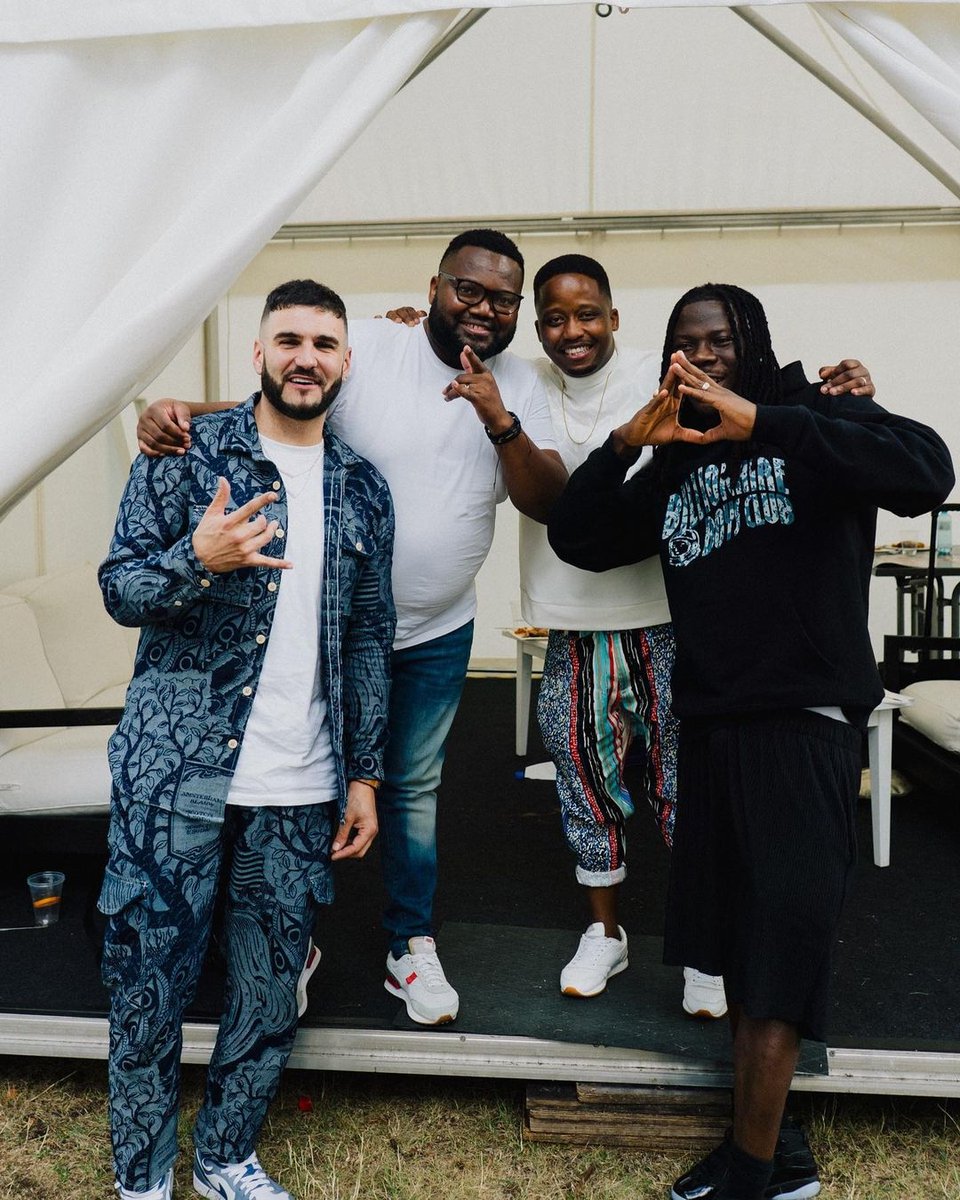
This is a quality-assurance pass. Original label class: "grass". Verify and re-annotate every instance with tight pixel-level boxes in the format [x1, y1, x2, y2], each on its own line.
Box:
[1, 1058, 959, 1198]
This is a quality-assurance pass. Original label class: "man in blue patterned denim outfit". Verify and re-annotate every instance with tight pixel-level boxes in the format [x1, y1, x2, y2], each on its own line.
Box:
[98, 280, 395, 1200]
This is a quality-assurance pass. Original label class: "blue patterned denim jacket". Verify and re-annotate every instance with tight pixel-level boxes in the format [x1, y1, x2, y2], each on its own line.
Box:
[99, 397, 396, 823]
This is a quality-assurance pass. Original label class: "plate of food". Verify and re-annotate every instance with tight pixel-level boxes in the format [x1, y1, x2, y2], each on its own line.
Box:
[875, 541, 928, 555]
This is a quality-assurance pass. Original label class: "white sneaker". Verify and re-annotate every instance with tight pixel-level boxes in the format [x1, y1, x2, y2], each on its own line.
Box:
[193, 1149, 292, 1199]
[295, 938, 321, 1018]
[115, 1168, 173, 1199]
[384, 936, 459, 1025]
[682, 967, 728, 1018]
[560, 923, 629, 997]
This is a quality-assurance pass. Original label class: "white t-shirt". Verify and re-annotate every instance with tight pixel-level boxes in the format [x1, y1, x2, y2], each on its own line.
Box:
[328, 319, 558, 650]
[228, 435, 337, 807]
[520, 344, 673, 632]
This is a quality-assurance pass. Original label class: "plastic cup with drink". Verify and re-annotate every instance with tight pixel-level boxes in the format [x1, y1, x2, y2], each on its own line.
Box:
[27, 871, 65, 926]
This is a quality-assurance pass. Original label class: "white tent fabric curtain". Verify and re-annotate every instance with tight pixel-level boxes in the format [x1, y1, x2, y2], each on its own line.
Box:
[815, 3, 960, 149]
[0, 0, 958, 515]
[0, 10, 459, 517]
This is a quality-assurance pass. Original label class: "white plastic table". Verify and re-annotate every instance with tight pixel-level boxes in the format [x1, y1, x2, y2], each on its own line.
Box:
[866, 690, 913, 867]
[503, 631, 548, 756]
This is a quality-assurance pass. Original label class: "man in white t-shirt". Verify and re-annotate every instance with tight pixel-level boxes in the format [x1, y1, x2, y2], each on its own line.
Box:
[526, 254, 877, 1026]
[136, 230, 566, 1028]
[101, 280, 395, 1200]
[524, 255, 728, 1021]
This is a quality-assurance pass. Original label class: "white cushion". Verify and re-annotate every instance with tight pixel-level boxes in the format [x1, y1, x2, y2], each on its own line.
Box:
[0, 682, 126, 816]
[6, 562, 136, 707]
[0, 724, 112, 815]
[0, 593, 68, 755]
[900, 680, 960, 755]
[0, 566, 133, 814]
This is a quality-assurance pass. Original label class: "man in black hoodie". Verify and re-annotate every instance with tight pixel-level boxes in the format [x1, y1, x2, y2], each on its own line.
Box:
[547, 284, 954, 1200]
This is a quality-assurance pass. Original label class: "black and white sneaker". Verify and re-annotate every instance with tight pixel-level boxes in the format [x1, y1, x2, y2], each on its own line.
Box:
[671, 1135, 737, 1200]
[766, 1123, 820, 1199]
[671, 1126, 820, 1200]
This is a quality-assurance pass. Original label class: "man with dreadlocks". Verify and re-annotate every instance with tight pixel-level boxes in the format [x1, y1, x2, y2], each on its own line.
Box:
[527, 257, 875, 1030]
[548, 283, 954, 1200]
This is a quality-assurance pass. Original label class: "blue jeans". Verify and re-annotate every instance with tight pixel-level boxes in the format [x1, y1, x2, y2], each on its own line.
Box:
[99, 795, 333, 1190]
[379, 620, 474, 957]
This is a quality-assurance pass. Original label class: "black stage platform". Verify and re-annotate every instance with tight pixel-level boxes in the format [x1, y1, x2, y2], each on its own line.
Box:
[1, 678, 958, 1073]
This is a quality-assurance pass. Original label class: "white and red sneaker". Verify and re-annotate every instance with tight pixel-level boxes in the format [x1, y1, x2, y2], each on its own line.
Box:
[296, 939, 321, 1018]
[384, 936, 459, 1025]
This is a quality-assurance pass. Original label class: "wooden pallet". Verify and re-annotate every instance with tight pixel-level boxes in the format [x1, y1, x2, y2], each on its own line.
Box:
[524, 1081, 731, 1150]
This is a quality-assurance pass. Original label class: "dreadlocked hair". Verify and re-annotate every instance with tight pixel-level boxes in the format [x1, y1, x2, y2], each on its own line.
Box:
[659, 283, 782, 408]
[652, 284, 783, 486]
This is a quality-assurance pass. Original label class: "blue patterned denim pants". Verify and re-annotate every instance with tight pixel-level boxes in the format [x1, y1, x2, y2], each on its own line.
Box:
[99, 792, 333, 1190]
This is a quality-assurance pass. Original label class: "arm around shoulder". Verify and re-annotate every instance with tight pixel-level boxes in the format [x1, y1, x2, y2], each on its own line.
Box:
[754, 394, 955, 516]
[137, 397, 238, 457]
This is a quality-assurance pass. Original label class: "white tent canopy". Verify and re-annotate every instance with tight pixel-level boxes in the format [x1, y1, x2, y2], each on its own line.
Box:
[1, 1, 959, 516]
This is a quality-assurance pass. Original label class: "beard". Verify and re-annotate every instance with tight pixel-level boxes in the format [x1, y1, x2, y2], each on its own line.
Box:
[260, 364, 344, 422]
[426, 298, 516, 363]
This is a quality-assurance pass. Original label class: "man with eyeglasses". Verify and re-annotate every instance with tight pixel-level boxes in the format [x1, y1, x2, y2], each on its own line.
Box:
[136, 229, 566, 1027]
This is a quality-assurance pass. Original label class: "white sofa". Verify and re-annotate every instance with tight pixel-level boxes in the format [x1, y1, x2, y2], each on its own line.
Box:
[883, 633, 960, 805]
[0, 563, 136, 816]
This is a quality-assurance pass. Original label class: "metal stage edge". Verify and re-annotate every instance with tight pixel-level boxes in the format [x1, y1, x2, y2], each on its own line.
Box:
[2, 1014, 958, 1099]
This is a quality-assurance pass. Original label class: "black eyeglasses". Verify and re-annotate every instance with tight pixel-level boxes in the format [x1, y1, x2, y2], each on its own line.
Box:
[437, 271, 523, 316]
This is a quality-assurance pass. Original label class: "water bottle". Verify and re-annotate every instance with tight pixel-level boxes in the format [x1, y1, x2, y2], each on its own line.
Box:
[936, 511, 952, 558]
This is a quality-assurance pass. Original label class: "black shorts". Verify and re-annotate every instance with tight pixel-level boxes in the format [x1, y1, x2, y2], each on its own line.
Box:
[664, 710, 861, 1042]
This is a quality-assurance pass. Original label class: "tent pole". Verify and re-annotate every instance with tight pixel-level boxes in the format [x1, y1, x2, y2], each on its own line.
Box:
[203, 311, 220, 406]
[273, 208, 959, 242]
[400, 9, 488, 91]
[734, 6, 960, 202]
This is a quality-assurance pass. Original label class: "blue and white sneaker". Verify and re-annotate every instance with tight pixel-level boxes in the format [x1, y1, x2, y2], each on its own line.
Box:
[193, 1150, 294, 1199]
[115, 1167, 173, 1199]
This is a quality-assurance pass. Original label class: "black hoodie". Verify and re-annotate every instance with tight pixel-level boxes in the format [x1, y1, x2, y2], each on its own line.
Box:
[547, 362, 954, 720]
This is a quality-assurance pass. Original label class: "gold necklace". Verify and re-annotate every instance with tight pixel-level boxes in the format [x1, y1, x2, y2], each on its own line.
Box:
[559, 365, 613, 446]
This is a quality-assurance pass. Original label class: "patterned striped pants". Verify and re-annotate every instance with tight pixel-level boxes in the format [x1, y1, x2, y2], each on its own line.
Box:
[537, 624, 678, 886]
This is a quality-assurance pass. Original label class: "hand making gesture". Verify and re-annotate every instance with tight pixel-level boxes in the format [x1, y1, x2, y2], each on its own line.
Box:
[612, 382, 684, 455]
[666, 351, 757, 443]
[612, 351, 757, 457]
[442, 345, 511, 432]
[192, 477, 292, 574]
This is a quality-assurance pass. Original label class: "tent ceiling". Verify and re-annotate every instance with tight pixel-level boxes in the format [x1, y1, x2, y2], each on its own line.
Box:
[288, 5, 960, 226]
[1, 2, 958, 513]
